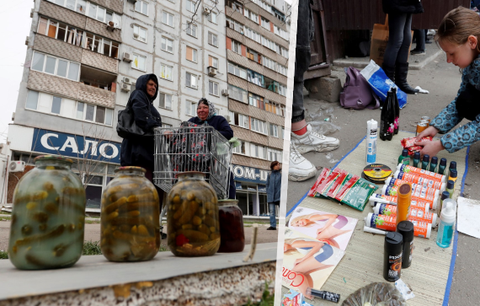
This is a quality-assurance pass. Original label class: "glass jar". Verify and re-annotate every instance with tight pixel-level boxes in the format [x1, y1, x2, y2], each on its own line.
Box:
[167, 172, 220, 257]
[8, 155, 86, 270]
[218, 199, 245, 253]
[101, 166, 160, 262]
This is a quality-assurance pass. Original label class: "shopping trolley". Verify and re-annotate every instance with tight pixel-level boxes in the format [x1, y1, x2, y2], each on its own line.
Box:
[153, 122, 233, 200]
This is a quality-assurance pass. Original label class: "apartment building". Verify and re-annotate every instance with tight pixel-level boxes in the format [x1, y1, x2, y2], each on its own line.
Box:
[5, 0, 289, 216]
[224, 0, 290, 216]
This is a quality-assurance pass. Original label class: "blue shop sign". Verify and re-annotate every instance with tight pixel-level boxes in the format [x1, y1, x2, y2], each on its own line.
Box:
[232, 164, 269, 184]
[32, 128, 121, 164]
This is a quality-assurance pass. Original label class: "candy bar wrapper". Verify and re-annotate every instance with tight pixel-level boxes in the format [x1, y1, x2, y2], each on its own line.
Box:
[307, 168, 330, 197]
[334, 174, 360, 202]
[316, 168, 343, 197]
[401, 136, 433, 148]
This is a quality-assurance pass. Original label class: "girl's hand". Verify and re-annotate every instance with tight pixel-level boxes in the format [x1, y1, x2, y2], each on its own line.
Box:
[417, 140, 444, 158]
[415, 126, 438, 141]
[316, 227, 326, 235]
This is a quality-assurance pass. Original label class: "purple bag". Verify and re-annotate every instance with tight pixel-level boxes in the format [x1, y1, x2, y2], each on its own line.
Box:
[340, 67, 380, 110]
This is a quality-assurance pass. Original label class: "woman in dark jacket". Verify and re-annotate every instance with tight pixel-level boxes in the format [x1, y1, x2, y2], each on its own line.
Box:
[266, 161, 282, 230]
[188, 98, 236, 199]
[382, 0, 423, 94]
[120, 73, 162, 180]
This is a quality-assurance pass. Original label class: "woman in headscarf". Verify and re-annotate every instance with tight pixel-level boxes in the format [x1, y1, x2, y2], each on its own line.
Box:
[188, 98, 236, 199]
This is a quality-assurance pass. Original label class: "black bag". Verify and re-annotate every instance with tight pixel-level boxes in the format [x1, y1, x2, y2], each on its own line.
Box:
[116, 103, 154, 139]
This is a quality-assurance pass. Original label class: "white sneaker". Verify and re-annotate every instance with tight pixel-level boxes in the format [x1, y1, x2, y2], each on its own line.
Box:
[288, 142, 317, 182]
[291, 124, 340, 154]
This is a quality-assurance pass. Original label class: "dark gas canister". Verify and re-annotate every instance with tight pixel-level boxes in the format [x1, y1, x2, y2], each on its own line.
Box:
[397, 221, 414, 269]
[384, 232, 403, 282]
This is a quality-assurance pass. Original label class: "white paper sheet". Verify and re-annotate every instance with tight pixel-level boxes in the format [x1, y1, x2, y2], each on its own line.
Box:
[457, 196, 480, 239]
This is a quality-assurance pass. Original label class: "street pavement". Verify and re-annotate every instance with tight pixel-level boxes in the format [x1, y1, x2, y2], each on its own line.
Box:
[286, 42, 479, 305]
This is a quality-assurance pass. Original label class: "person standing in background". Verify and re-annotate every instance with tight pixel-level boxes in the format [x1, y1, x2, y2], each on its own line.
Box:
[289, 0, 340, 182]
[266, 161, 282, 230]
[382, 0, 424, 94]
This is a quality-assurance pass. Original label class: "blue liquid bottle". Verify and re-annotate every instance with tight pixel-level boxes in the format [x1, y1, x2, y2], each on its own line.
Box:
[436, 198, 456, 248]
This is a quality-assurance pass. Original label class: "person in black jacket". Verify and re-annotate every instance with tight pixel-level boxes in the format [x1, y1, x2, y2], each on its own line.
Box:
[382, 0, 423, 94]
[120, 73, 162, 179]
[188, 98, 236, 199]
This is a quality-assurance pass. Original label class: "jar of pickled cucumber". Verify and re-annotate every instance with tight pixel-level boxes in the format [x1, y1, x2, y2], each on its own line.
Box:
[8, 155, 86, 270]
[218, 199, 245, 253]
[101, 166, 160, 262]
[167, 172, 220, 257]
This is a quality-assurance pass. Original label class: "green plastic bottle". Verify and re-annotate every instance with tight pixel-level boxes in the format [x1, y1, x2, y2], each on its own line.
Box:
[422, 154, 430, 170]
[438, 158, 447, 175]
[413, 152, 420, 168]
[398, 149, 410, 165]
[429, 156, 438, 173]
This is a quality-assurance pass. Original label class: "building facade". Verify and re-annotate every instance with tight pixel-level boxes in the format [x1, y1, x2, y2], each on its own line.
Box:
[6, 0, 289, 216]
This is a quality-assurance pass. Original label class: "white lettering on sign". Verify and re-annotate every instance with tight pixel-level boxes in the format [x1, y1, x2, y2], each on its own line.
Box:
[99, 143, 118, 159]
[60, 136, 79, 153]
[80, 140, 99, 155]
[233, 165, 268, 183]
[40, 133, 60, 150]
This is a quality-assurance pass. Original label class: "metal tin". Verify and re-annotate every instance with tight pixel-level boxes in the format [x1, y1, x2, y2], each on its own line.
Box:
[421, 116, 431, 124]
[416, 122, 428, 136]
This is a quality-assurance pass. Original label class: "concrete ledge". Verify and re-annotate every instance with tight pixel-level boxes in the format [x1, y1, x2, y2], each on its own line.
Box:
[0, 243, 277, 305]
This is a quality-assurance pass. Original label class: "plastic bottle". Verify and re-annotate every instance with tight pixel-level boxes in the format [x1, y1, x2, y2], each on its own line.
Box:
[421, 154, 430, 170]
[393, 87, 400, 135]
[374, 203, 435, 225]
[446, 180, 455, 199]
[398, 149, 410, 165]
[366, 119, 378, 165]
[429, 156, 438, 173]
[397, 221, 414, 268]
[413, 152, 421, 168]
[436, 198, 456, 248]
[438, 158, 447, 175]
[364, 213, 432, 238]
[438, 191, 450, 217]
[380, 88, 395, 141]
[388, 175, 445, 192]
[448, 169, 458, 186]
[449, 161, 457, 178]
[371, 196, 430, 213]
[396, 164, 446, 183]
[384, 232, 403, 282]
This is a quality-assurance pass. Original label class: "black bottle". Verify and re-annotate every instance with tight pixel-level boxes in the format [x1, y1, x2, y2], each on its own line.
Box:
[393, 87, 400, 134]
[397, 221, 414, 269]
[384, 231, 403, 282]
[380, 88, 395, 141]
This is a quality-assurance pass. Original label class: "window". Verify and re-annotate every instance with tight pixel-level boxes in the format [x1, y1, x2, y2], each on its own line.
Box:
[31, 52, 80, 81]
[162, 11, 174, 27]
[186, 46, 198, 62]
[247, 70, 264, 87]
[269, 123, 279, 137]
[261, 17, 270, 30]
[208, 55, 218, 68]
[231, 1, 243, 14]
[237, 114, 249, 129]
[233, 139, 245, 154]
[209, 81, 219, 96]
[161, 37, 174, 53]
[133, 25, 147, 42]
[160, 64, 173, 80]
[227, 62, 247, 79]
[208, 32, 218, 47]
[226, 18, 244, 33]
[244, 27, 261, 44]
[231, 40, 241, 54]
[228, 85, 247, 103]
[251, 143, 266, 159]
[135, 0, 148, 15]
[244, 8, 259, 24]
[131, 53, 146, 71]
[267, 148, 282, 162]
[88, 3, 106, 22]
[281, 47, 289, 58]
[278, 84, 287, 96]
[265, 100, 285, 117]
[25, 90, 113, 125]
[186, 100, 197, 116]
[251, 118, 267, 134]
[186, 72, 198, 89]
[208, 11, 217, 24]
[247, 48, 259, 63]
[263, 56, 276, 71]
[248, 93, 264, 109]
[159, 93, 172, 109]
[186, 22, 197, 37]
[186, 0, 196, 12]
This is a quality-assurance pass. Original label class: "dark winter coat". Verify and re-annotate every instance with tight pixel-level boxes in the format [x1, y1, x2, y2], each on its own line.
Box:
[266, 170, 282, 203]
[120, 74, 162, 171]
[188, 116, 234, 140]
[382, 0, 424, 14]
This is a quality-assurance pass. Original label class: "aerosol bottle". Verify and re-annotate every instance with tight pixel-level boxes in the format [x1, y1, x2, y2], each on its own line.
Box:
[380, 88, 395, 141]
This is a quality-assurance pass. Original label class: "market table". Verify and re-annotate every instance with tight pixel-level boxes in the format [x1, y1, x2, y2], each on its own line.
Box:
[0, 242, 277, 305]
[282, 131, 465, 305]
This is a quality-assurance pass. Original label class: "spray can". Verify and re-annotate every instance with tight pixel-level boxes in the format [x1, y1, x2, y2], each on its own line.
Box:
[396, 164, 446, 183]
[436, 198, 456, 248]
[387, 176, 445, 192]
[384, 232, 403, 282]
[366, 119, 378, 165]
[397, 221, 414, 268]
[438, 158, 447, 175]
[365, 213, 432, 238]
[370, 195, 430, 213]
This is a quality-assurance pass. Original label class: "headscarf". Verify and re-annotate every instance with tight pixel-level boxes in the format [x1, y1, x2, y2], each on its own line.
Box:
[197, 98, 217, 122]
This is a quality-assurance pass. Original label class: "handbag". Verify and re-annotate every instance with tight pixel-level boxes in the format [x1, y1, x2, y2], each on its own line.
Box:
[116, 103, 154, 139]
[340, 67, 380, 110]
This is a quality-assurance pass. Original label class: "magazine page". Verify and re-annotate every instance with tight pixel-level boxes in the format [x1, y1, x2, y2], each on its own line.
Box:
[287, 206, 358, 251]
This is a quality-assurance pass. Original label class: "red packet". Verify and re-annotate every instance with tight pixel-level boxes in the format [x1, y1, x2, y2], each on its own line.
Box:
[316, 168, 342, 196]
[334, 174, 360, 201]
[307, 168, 330, 197]
[325, 169, 349, 198]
